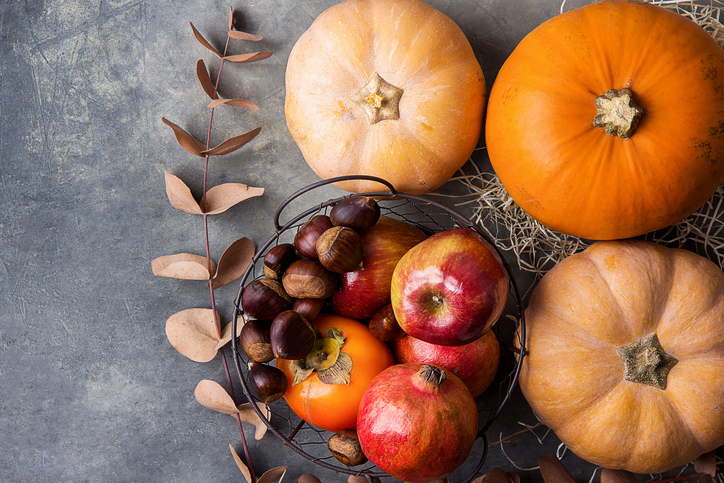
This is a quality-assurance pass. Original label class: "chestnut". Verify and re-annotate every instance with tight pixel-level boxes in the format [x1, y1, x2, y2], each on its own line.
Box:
[330, 196, 380, 234]
[294, 215, 333, 259]
[263, 243, 297, 280]
[248, 361, 288, 404]
[315, 226, 364, 273]
[327, 429, 368, 467]
[282, 260, 337, 299]
[241, 278, 293, 320]
[239, 319, 274, 363]
[369, 304, 406, 341]
[270, 310, 316, 360]
[292, 297, 325, 322]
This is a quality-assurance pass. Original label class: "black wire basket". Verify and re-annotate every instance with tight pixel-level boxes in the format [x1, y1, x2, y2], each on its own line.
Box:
[231, 175, 527, 482]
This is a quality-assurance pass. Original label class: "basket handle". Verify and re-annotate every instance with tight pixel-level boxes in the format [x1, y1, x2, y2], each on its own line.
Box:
[273, 175, 397, 231]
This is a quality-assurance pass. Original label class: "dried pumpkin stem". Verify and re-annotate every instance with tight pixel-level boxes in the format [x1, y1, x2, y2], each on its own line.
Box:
[593, 88, 644, 139]
[351, 72, 404, 124]
[618, 334, 678, 390]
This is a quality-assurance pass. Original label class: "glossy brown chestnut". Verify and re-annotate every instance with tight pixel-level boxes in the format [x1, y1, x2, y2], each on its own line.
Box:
[292, 297, 325, 322]
[330, 196, 381, 234]
[270, 310, 316, 360]
[263, 243, 297, 280]
[294, 215, 333, 259]
[248, 362, 288, 404]
[239, 319, 274, 363]
[282, 259, 337, 299]
[316, 226, 364, 273]
[241, 278, 293, 320]
[369, 304, 407, 341]
[327, 429, 368, 466]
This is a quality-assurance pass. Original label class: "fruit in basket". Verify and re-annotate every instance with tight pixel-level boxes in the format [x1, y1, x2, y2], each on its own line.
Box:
[368, 304, 406, 342]
[263, 243, 297, 280]
[393, 330, 500, 398]
[329, 196, 381, 234]
[276, 314, 394, 432]
[270, 310, 317, 360]
[294, 215, 333, 259]
[284, 0, 486, 195]
[239, 319, 274, 363]
[248, 362, 288, 404]
[241, 278, 293, 320]
[316, 226, 364, 273]
[519, 239, 724, 474]
[330, 216, 427, 320]
[327, 429, 368, 467]
[357, 363, 478, 482]
[485, 0, 724, 240]
[391, 227, 508, 346]
[282, 259, 337, 299]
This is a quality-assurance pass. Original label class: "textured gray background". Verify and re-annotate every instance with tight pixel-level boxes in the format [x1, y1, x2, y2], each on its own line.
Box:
[0, 0, 673, 481]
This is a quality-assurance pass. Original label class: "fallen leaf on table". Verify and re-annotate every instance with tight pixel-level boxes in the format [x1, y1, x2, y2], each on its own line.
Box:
[694, 450, 717, 477]
[600, 468, 637, 483]
[211, 237, 256, 289]
[164, 171, 202, 215]
[207, 98, 259, 110]
[200, 127, 262, 156]
[195, 380, 270, 439]
[161, 118, 206, 157]
[152, 253, 214, 280]
[203, 182, 264, 215]
[223, 51, 273, 63]
[196, 59, 218, 100]
[166, 308, 223, 362]
[227, 30, 263, 41]
[472, 467, 518, 483]
[538, 455, 576, 483]
[190, 22, 221, 58]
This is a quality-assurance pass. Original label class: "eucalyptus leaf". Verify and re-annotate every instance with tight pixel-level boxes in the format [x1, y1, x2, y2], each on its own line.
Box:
[200, 127, 262, 156]
[151, 253, 214, 280]
[538, 455, 576, 483]
[161, 117, 206, 157]
[190, 22, 221, 58]
[203, 182, 264, 215]
[164, 171, 202, 215]
[166, 309, 222, 362]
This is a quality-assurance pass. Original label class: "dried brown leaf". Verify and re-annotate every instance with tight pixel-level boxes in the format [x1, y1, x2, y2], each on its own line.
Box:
[507, 473, 521, 483]
[228, 6, 234, 31]
[698, 476, 713, 483]
[151, 253, 214, 280]
[230, 444, 253, 483]
[223, 51, 273, 63]
[694, 450, 718, 477]
[212, 237, 256, 289]
[257, 466, 288, 483]
[196, 59, 218, 100]
[164, 171, 202, 215]
[200, 127, 262, 156]
[196, 379, 239, 415]
[207, 98, 260, 111]
[236, 402, 271, 440]
[165, 308, 222, 362]
[228, 30, 263, 41]
[348, 477, 381, 483]
[190, 22, 221, 58]
[600, 468, 637, 483]
[203, 182, 264, 215]
[298, 476, 322, 483]
[538, 455, 576, 483]
[161, 118, 206, 157]
[215, 319, 242, 350]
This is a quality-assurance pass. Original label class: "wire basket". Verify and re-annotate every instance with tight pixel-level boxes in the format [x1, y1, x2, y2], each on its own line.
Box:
[231, 175, 527, 482]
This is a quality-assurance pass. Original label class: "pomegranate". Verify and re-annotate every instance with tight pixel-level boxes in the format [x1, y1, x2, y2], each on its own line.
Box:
[357, 363, 478, 482]
[393, 330, 500, 398]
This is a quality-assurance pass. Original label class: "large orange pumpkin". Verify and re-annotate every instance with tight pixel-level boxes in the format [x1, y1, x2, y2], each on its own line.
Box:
[486, 0, 724, 240]
[519, 240, 724, 474]
[284, 0, 486, 195]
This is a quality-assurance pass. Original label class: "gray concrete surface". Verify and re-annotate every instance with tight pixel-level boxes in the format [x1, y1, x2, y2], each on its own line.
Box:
[0, 0, 690, 481]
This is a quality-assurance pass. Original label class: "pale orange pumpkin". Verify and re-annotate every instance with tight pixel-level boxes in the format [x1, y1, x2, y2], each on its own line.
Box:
[520, 239, 724, 474]
[486, 0, 724, 240]
[284, 0, 486, 195]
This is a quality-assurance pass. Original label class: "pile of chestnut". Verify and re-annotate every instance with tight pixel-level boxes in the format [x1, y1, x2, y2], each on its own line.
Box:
[239, 196, 382, 405]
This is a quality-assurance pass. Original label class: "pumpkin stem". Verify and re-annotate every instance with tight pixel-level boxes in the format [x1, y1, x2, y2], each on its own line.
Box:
[593, 88, 644, 139]
[351, 72, 404, 124]
[618, 334, 678, 390]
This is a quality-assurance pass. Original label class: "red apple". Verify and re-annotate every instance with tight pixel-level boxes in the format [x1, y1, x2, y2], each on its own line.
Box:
[392, 330, 500, 398]
[330, 217, 427, 320]
[390, 227, 509, 346]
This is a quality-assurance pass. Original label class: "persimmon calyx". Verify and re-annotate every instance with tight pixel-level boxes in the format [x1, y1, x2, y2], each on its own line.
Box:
[291, 327, 353, 385]
[618, 333, 678, 390]
[351, 72, 403, 124]
[593, 88, 644, 139]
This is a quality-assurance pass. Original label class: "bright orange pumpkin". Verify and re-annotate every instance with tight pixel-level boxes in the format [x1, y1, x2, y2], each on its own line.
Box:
[486, 0, 724, 240]
[284, 0, 486, 195]
[520, 240, 724, 474]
